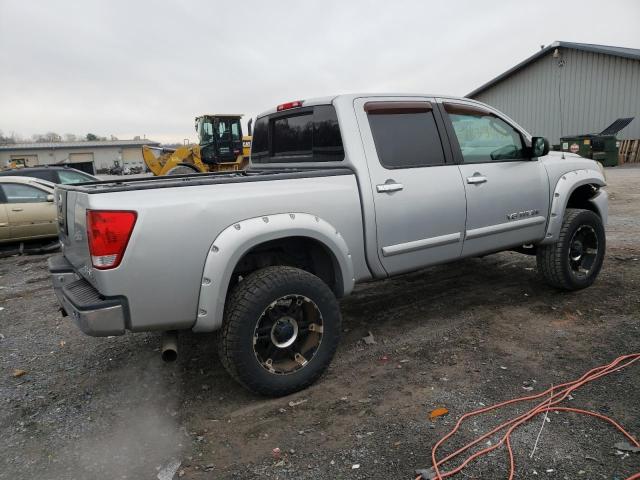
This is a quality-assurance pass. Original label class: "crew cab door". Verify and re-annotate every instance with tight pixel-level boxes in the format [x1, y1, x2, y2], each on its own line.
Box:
[354, 97, 467, 275]
[438, 100, 549, 257]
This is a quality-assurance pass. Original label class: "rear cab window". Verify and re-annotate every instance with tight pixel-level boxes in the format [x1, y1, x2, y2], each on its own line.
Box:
[251, 105, 344, 163]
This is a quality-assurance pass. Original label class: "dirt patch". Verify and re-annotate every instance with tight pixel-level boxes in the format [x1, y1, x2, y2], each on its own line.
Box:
[1, 167, 639, 479]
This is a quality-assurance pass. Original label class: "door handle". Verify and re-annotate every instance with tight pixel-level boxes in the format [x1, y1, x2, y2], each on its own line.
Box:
[376, 182, 404, 193]
[11, 208, 24, 212]
[466, 175, 487, 185]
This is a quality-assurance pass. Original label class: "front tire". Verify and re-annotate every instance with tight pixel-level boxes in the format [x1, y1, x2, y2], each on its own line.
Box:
[536, 208, 605, 290]
[218, 266, 341, 396]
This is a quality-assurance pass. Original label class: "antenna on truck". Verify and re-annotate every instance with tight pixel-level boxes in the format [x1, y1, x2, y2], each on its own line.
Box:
[554, 48, 566, 159]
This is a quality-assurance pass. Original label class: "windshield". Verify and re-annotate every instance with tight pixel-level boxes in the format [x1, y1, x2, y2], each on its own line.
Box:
[57, 169, 95, 184]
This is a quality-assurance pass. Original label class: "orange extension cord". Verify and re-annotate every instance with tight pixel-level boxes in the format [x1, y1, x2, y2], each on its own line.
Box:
[419, 354, 640, 480]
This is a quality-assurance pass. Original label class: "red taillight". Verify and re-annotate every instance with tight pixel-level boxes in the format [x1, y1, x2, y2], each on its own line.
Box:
[276, 100, 303, 111]
[86, 210, 137, 270]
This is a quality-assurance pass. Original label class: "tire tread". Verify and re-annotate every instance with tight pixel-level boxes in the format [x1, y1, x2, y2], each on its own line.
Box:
[537, 208, 604, 290]
[218, 266, 340, 396]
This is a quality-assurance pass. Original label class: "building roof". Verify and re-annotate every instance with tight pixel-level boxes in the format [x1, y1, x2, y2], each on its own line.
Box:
[467, 41, 640, 98]
[0, 139, 160, 151]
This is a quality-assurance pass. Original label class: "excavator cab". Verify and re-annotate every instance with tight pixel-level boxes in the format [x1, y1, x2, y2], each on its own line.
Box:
[196, 115, 243, 165]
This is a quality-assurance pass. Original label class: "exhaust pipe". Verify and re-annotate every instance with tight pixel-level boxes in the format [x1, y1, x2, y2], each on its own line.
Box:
[161, 331, 178, 362]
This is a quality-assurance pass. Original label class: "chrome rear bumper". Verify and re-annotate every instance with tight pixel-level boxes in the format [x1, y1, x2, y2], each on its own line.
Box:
[48, 255, 126, 337]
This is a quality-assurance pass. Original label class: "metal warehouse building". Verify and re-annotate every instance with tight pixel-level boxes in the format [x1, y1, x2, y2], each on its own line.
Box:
[467, 41, 640, 145]
[0, 139, 160, 174]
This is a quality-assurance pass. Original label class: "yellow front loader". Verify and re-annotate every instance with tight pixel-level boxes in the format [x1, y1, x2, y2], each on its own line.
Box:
[143, 114, 252, 175]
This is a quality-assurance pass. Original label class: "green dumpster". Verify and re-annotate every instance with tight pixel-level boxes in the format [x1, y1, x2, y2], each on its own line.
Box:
[559, 117, 634, 167]
[560, 134, 618, 166]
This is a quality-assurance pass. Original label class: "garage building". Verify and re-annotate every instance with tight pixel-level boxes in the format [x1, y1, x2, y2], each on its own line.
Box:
[0, 139, 160, 174]
[467, 41, 640, 145]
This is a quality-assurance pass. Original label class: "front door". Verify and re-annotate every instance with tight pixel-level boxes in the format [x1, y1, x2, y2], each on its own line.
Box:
[355, 97, 467, 275]
[0, 183, 57, 240]
[439, 101, 549, 257]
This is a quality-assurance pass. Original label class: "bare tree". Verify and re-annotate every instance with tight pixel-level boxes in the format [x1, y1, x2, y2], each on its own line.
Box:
[45, 132, 62, 142]
[1, 131, 23, 144]
[32, 132, 62, 143]
[64, 133, 78, 142]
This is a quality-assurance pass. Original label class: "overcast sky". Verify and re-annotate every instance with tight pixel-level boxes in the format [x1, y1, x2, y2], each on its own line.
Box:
[1, 0, 639, 144]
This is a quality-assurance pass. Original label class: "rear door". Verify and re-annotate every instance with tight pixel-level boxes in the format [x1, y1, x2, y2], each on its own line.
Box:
[438, 100, 549, 257]
[0, 183, 57, 240]
[354, 97, 467, 275]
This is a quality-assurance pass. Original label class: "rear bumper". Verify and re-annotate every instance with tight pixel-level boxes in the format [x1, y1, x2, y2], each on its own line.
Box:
[48, 255, 127, 337]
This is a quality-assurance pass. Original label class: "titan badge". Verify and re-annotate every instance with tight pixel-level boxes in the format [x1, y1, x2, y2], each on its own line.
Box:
[506, 209, 539, 221]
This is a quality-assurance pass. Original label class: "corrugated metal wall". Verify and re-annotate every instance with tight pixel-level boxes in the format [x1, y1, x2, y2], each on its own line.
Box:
[470, 48, 640, 144]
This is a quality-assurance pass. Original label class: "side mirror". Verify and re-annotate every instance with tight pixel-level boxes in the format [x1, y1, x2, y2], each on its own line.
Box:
[531, 137, 549, 158]
[46, 194, 54, 202]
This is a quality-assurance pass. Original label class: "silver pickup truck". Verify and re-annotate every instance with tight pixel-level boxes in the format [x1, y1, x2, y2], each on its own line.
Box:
[49, 94, 608, 396]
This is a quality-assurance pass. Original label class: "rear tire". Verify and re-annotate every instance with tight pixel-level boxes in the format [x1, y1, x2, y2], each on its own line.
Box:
[536, 208, 605, 290]
[218, 266, 341, 396]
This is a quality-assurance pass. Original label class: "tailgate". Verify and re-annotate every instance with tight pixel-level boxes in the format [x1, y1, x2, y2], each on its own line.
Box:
[55, 186, 92, 275]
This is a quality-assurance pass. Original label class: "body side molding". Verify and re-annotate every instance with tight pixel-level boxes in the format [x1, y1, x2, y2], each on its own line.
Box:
[381, 232, 461, 257]
[466, 216, 546, 240]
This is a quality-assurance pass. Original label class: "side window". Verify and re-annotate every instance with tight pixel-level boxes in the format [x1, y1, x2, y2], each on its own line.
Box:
[231, 122, 241, 142]
[2, 184, 49, 203]
[444, 103, 524, 163]
[201, 120, 214, 143]
[57, 170, 93, 184]
[366, 102, 446, 169]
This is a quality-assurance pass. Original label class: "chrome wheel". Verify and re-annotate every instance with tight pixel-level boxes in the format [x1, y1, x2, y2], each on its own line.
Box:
[568, 225, 598, 278]
[253, 294, 323, 375]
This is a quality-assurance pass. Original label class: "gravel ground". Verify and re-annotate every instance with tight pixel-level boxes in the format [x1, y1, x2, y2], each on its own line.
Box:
[1, 166, 639, 480]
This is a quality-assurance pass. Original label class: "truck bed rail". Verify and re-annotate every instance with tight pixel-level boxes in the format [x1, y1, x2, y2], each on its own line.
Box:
[60, 168, 354, 194]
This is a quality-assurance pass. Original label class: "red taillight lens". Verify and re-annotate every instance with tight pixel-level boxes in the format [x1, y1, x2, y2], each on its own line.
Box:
[276, 100, 303, 111]
[86, 210, 137, 269]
